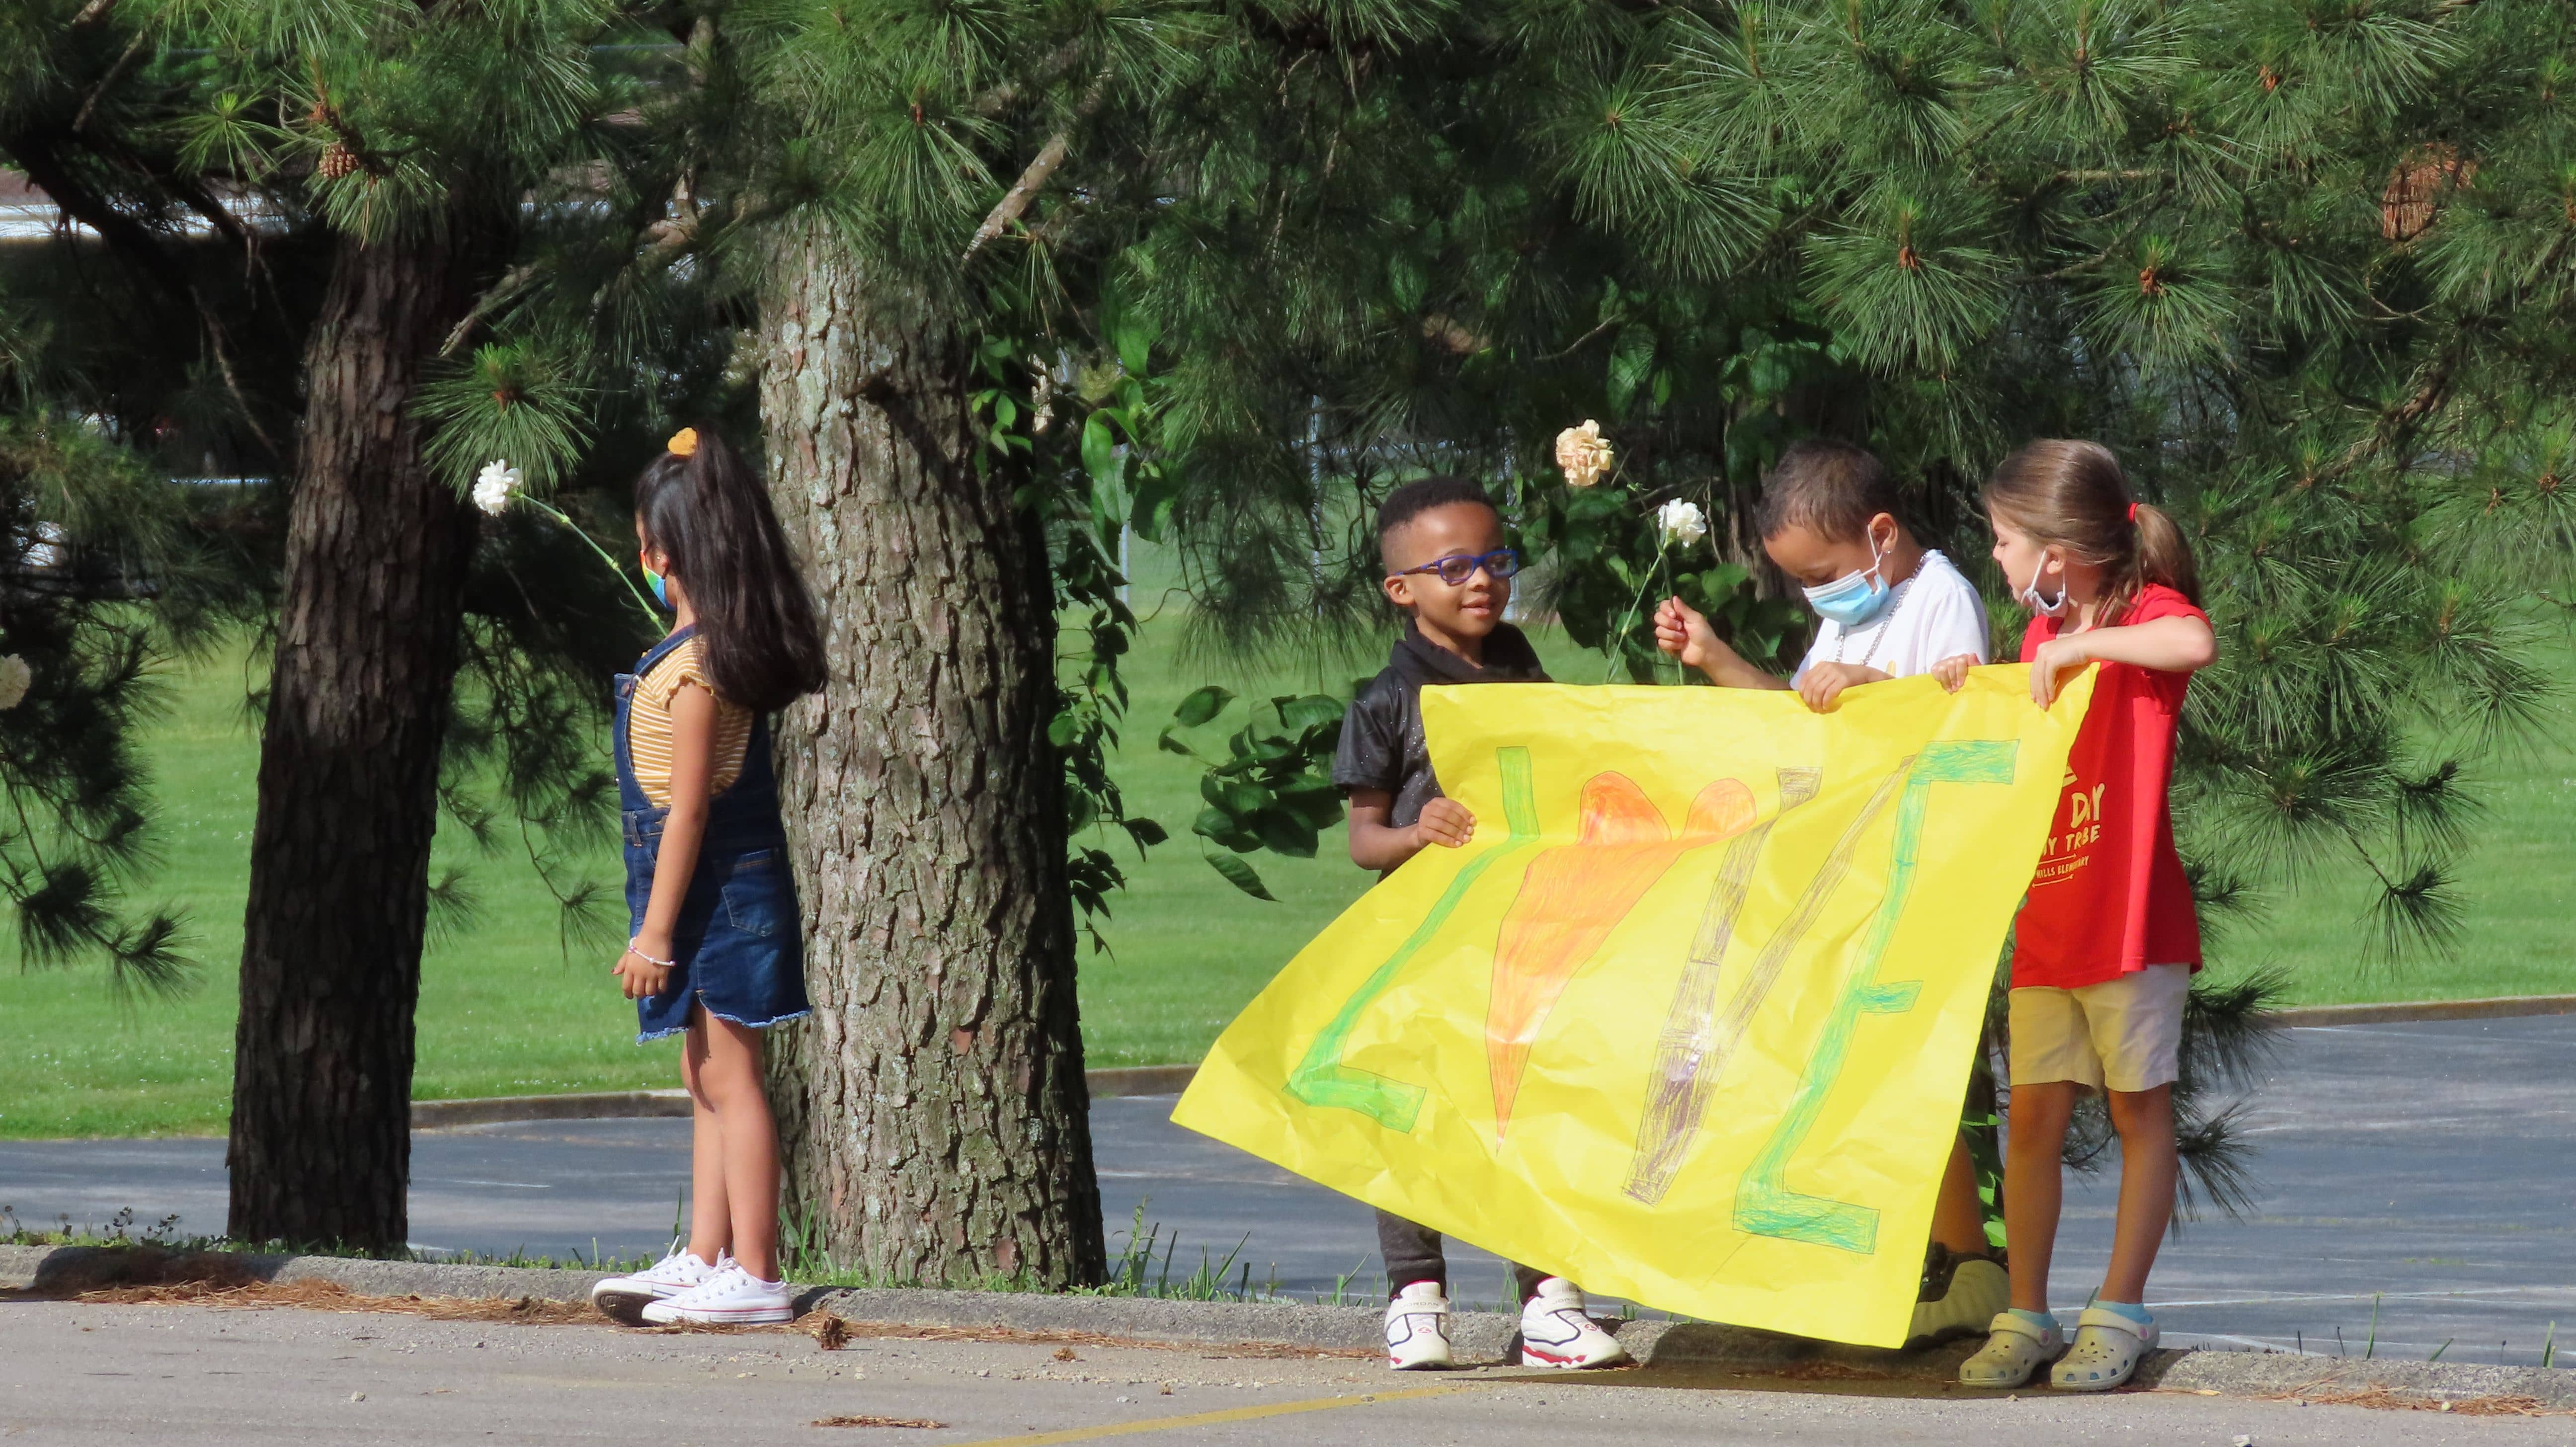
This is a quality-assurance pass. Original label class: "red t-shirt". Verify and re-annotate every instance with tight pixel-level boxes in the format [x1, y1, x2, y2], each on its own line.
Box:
[2012, 582, 2206, 990]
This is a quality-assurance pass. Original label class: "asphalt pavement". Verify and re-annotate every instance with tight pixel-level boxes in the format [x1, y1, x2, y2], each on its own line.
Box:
[3, 1298, 2568, 1447]
[5, 1016, 2573, 1366]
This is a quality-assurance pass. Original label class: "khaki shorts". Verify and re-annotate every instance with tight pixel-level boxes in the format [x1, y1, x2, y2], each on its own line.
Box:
[2009, 964, 2190, 1094]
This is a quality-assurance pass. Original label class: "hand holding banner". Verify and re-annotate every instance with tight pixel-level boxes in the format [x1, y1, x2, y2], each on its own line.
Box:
[1174, 666, 2093, 1346]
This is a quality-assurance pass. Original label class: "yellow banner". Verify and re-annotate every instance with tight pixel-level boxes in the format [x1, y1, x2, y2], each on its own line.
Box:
[1172, 666, 2094, 1347]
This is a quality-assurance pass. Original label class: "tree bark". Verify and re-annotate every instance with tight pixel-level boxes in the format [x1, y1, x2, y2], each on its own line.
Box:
[226, 226, 494, 1250]
[759, 223, 1104, 1287]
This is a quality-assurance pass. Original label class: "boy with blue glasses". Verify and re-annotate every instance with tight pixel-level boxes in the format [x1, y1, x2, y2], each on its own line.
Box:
[1654, 437, 2002, 1349]
[1333, 474, 1630, 1372]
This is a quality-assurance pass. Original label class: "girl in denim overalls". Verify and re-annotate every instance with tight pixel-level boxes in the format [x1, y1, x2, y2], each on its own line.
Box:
[587, 427, 827, 1327]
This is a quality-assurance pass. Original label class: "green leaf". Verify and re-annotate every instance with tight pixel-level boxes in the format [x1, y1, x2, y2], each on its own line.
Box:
[1205, 852, 1278, 902]
[1388, 253, 1426, 312]
[1746, 346, 1793, 399]
[1202, 773, 1272, 818]
[1172, 685, 1235, 728]
[1112, 311, 1157, 377]
[1253, 808, 1320, 858]
[1606, 324, 1656, 416]
[1130, 468, 1180, 543]
[1122, 817, 1169, 849]
[1276, 694, 1343, 735]
[1192, 805, 1236, 840]
[1280, 782, 1346, 828]
[1082, 413, 1124, 489]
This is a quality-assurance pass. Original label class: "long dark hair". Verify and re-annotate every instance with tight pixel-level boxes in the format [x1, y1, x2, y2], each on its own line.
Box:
[1982, 439, 2200, 626]
[634, 428, 826, 712]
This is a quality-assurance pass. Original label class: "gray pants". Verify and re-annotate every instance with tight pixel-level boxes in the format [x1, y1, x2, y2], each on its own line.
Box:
[1377, 1208, 1548, 1303]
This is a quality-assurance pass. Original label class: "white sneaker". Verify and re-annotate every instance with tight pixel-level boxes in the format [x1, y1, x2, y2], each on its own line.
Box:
[1384, 1281, 1453, 1369]
[1517, 1277, 1630, 1368]
[639, 1262, 796, 1325]
[1908, 1245, 2011, 1348]
[589, 1248, 722, 1320]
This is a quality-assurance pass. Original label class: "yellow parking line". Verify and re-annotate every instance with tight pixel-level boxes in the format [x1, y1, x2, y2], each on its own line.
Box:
[945, 1384, 1471, 1446]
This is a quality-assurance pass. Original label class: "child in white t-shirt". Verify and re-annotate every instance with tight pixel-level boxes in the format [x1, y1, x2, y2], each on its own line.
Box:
[1653, 437, 2000, 1348]
[1656, 438, 1989, 712]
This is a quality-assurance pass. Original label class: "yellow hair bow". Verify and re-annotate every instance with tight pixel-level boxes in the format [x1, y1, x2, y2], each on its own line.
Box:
[667, 427, 700, 458]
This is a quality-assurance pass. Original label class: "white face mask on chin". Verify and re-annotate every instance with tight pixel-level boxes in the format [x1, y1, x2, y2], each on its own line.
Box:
[2019, 556, 2070, 618]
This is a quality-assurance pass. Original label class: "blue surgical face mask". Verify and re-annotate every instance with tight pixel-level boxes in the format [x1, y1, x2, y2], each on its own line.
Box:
[644, 564, 671, 609]
[1801, 538, 1895, 628]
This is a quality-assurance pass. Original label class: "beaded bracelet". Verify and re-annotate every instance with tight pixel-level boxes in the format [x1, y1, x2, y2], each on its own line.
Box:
[626, 941, 676, 969]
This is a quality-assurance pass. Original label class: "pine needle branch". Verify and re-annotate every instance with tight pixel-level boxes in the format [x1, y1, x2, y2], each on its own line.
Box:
[71, 30, 148, 135]
[964, 68, 1112, 263]
[440, 265, 540, 359]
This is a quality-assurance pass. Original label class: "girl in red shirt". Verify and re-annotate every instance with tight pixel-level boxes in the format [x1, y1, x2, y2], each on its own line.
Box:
[1936, 441, 2217, 1392]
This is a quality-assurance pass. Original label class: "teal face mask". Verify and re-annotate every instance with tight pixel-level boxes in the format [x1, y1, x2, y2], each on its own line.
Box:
[644, 564, 671, 609]
[1800, 540, 1894, 628]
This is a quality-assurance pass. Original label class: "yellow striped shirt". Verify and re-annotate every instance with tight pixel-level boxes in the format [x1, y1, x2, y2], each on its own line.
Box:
[629, 638, 754, 807]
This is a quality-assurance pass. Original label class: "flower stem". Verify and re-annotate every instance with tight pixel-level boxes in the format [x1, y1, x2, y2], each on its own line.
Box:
[520, 496, 663, 629]
[1658, 544, 1678, 685]
[1603, 538, 1669, 684]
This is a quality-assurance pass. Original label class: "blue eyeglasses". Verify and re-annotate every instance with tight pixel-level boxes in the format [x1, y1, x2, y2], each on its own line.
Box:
[1394, 549, 1522, 587]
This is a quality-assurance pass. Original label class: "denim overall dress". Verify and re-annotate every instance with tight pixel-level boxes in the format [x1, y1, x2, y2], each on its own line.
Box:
[617, 626, 810, 1042]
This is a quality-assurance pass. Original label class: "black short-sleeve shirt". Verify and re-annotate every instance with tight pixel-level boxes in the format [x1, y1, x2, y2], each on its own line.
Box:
[1332, 622, 1549, 837]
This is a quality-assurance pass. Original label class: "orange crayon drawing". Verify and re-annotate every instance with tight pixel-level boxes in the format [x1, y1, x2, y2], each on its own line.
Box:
[1484, 773, 1757, 1139]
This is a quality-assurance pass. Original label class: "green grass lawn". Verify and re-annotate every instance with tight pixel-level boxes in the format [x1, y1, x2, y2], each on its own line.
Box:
[6, 615, 2573, 1138]
[4, 644, 672, 1139]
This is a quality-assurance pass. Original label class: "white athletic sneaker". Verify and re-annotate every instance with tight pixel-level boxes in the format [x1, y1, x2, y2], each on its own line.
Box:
[1517, 1277, 1630, 1368]
[1907, 1245, 2010, 1349]
[640, 1262, 796, 1325]
[1384, 1281, 1454, 1370]
[589, 1248, 723, 1321]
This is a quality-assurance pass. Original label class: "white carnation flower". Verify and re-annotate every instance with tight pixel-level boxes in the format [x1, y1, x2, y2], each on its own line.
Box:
[0, 654, 29, 712]
[1554, 419, 1614, 488]
[472, 460, 524, 518]
[1656, 498, 1708, 549]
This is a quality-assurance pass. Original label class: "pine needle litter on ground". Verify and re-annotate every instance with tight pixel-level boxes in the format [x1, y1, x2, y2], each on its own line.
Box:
[797, 1313, 1374, 1360]
[17, 1254, 1378, 1361]
[1763, 1360, 1901, 1383]
[811, 1415, 946, 1430]
[62, 1278, 594, 1324]
[2268, 1385, 2574, 1417]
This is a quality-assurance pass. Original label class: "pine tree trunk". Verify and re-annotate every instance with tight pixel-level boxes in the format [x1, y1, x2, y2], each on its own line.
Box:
[226, 227, 492, 1250]
[758, 224, 1104, 1287]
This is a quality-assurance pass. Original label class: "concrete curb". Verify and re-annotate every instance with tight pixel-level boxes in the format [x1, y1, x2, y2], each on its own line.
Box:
[8, 1245, 2570, 1408]
[2264, 994, 2576, 1027]
[397, 997, 2576, 1128]
[2148, 1350, 2576, 1408]
[409, 1065, 1202, 1129]
[1085, 1065, 1199, 1098]
[0, 1243, 615, 1306]
[410, 1090, 690, 1128]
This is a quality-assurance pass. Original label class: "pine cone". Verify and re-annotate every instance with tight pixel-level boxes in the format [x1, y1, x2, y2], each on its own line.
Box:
[318, 143, 359, 181]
